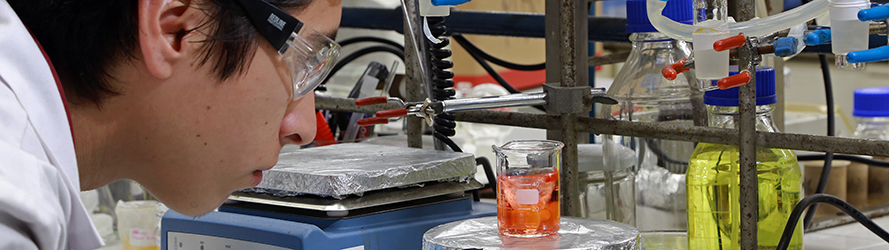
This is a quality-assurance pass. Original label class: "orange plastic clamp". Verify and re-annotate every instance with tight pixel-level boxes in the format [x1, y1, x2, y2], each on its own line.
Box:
[375, 109, 409, 118]
[355, 96, 389, 106]
[714, 33, 747, 52]
[662, 58, 689, 81]
[357, 117, 390, 126]
[717, 70, 752, 89]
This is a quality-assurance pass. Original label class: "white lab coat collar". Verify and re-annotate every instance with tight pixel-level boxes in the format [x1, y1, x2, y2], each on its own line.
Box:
[0, 1, 102, 249]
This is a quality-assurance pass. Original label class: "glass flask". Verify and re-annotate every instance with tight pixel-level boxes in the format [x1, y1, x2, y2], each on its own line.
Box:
[686, 66, 803, 250]
[600, 0, 703, 232]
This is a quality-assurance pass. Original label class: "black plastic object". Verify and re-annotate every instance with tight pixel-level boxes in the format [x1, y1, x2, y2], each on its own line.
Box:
[427, 17, 461, 152]
[233, 0, 303, 51]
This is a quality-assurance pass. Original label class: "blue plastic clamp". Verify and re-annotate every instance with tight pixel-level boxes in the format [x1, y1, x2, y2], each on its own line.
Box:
[847, 46, 889, 63]
[773, 37, 799, 57]
[804, 29, 831, 46]
[431, 0, 471, 6]
[859, 5, 889, 21]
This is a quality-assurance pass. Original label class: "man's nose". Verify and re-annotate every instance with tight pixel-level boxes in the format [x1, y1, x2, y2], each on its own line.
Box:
[280, 94, 317, 146]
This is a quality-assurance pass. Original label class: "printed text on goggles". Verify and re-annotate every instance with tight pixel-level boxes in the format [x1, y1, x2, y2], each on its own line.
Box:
[235, 0, 340, 100]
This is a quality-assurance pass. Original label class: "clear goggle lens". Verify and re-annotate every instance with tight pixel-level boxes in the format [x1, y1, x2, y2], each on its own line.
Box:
[281, 26, 340, 100]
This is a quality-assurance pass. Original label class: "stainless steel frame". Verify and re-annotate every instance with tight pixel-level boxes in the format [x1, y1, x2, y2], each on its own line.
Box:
[320, 1, 889, 249]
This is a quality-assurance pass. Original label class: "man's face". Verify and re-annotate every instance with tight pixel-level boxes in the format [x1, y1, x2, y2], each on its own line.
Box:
[127, 0, 342, 216]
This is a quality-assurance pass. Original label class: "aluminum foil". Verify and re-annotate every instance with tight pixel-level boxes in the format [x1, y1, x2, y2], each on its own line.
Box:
[423, 216, 640, 250]
[245, 144, 476, 199]
[635, 146, 688, 231]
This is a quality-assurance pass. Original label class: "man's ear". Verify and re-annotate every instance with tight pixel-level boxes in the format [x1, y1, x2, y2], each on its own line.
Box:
[137, 0, 196, 79]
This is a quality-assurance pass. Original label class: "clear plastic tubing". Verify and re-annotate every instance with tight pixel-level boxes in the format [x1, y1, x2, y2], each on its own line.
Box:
[830, 0, 870, 70]
[647, 0, 829, 42]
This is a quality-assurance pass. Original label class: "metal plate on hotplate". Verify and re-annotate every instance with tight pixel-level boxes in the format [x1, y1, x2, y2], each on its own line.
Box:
[247, 143, 477, 198]
[230, 180, 483, 213]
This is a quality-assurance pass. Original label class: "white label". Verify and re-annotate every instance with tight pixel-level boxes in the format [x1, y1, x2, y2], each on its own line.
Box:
[341, 246, 365, 250]
[129, 229, 158, 247]
[516, 189, 539, 205]
[167, 232, 290, 250]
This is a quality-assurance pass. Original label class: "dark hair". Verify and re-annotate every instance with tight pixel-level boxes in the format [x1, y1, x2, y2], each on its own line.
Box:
[8, 0, 311, 106]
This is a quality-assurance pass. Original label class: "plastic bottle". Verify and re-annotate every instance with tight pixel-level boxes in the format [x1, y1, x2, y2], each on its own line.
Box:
[851, 87, 889, 205]
[686, 66, 803, 250]
[601, 0, 702, 232]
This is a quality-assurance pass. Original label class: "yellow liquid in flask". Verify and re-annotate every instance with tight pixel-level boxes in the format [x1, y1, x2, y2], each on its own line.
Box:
[686, 142, 803, 250]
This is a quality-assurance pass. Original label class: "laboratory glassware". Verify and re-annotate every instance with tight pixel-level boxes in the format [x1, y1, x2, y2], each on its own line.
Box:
[686, 66, 803, 250]
[601, 0, 698, 231]
[577, 144, 636, 224]
[851, 87, 889, 205]
[830, 0, 870, 70]
[493, 140, 563, 237]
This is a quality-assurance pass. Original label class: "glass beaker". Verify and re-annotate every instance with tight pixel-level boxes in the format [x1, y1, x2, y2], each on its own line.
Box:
[493, 140, 563, 237]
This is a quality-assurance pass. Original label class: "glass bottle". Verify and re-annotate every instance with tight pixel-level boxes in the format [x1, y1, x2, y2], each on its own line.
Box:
[851, 87, 889, 205]
[601, 0, 703, 231]
[686, 66, 803, 250]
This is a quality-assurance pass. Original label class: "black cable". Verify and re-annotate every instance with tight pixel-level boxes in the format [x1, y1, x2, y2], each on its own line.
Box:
[451, 36, 547, 112]
[452, 36, 520, 94]
[451, 34, 546, 71]
[433, 132, 462, 152]
[803, 54, 835, 228]
[799, 154, 889, 167]
[777, 194, 889, 250]
[337, 36, 405, 51]
[426, 17, 464, 154]
[476, 157, 496, 194]
[320, 45, 405, 86]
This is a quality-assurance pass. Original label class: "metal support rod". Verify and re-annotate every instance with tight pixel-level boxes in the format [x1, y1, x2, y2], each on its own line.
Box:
[545, 0, 590, 217]
[449, 110, 889, 157]
[402, 0, 424, 148]
[736, 0, 758, 247]
[440, 93, 547, 113]
[588, 52, 631, 67]
[738, 59, 759, 250]
[316, 96, 889, 157]
[315, 96, 401, 113]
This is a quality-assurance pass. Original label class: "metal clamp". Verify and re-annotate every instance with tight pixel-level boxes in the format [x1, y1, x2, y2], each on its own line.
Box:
[543, 83, 593, 114]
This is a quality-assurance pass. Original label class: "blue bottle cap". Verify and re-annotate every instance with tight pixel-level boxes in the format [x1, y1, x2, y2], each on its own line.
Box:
[853, 87, 889, 117]
[704, 66, 777, 106]
[626, 0, 694, 33]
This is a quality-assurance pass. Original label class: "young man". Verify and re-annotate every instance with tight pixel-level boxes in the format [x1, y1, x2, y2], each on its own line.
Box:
[0, 0, 340, 249]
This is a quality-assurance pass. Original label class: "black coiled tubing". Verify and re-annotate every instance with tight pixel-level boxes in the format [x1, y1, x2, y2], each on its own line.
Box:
[427, 17, 458, 145]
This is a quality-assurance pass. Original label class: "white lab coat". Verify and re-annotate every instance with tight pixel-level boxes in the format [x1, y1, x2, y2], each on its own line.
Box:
[0, 1, 103, 249]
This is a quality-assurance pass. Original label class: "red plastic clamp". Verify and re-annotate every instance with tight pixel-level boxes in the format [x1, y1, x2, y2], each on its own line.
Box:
[355, 96, 389, 106]
[662, 58, 690, 81]
[717, 70, 752, 89]
[375, 109, 409, 118]
[713, 33, 747, 52]
[357, 117, 390, 126]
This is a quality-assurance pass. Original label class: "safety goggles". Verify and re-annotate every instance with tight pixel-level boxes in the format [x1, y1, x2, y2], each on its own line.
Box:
[235, 0, 340, 100]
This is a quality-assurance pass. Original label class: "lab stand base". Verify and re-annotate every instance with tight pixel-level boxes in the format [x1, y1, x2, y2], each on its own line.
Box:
[160, 197, 496, 250]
